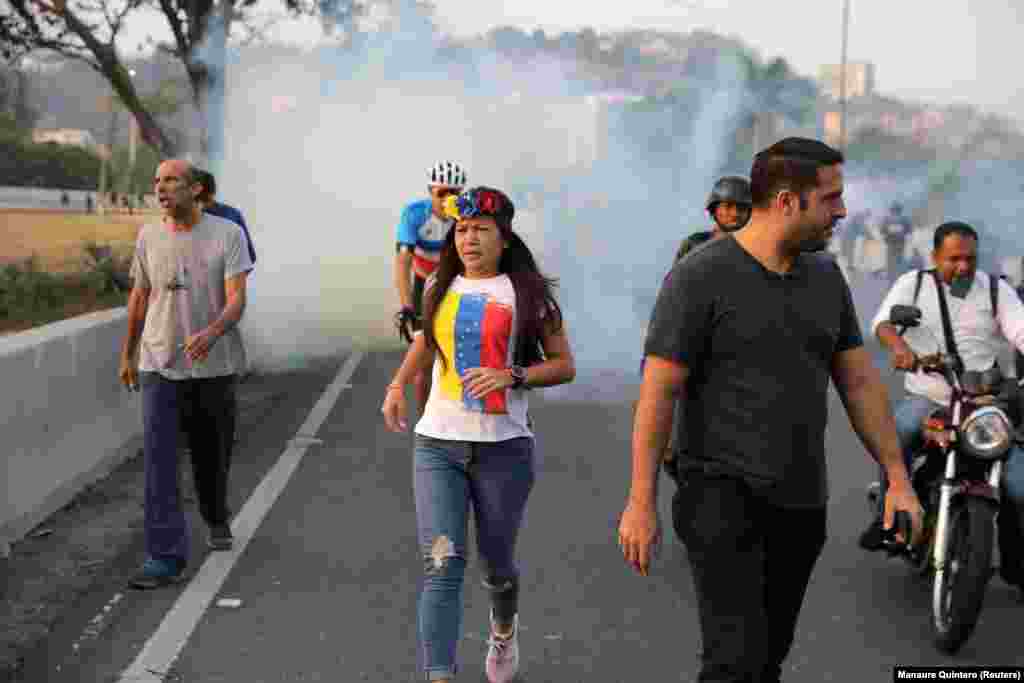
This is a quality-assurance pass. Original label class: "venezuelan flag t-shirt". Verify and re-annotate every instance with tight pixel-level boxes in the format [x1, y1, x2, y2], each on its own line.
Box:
[415, 274, 533, 442]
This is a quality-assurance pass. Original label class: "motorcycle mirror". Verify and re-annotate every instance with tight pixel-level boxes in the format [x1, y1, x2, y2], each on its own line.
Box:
[890, 305, 922, 328]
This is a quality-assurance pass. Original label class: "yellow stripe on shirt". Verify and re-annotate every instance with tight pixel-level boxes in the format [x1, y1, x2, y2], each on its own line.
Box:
[434, 290, 462, 401]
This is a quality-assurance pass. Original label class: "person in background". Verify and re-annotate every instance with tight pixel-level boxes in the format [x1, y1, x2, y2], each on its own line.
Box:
[904, 219, 933, 271]
[673, 176, 753, 262]
[878, 202, 912, 283]
[194, 169, 257, 267]
[842, 209, 868, 276]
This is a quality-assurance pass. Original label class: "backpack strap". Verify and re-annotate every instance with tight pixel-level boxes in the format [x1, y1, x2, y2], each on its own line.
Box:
[991, 273, 1000, 319]
[912, 269, 930, 305]
[931, 270, 965, 376]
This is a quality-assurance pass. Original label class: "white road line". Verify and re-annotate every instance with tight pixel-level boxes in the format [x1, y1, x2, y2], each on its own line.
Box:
[117, 349, 365, 683]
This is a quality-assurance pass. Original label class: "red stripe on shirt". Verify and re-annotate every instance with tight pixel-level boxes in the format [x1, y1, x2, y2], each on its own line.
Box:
[480, 301, 513, 414]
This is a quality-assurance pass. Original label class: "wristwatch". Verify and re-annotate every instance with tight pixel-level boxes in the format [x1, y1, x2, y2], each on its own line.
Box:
[509, 365, 527, 389]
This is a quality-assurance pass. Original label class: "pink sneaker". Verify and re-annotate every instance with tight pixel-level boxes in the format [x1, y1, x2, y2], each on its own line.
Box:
[485, 610, 520, 683]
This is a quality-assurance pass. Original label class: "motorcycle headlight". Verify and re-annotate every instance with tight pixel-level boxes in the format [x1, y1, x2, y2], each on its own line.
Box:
[959, 406, 1012, 460]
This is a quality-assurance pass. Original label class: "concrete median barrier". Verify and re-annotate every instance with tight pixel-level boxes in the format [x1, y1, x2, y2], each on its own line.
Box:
[0, 307, 140, 554]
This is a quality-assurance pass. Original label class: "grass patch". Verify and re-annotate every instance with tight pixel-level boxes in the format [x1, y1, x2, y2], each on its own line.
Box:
[0, 211, 145, 335]
[0, 242, 132, 336]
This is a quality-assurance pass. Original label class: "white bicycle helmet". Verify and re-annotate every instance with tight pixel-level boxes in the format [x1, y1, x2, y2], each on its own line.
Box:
[428, 160, 467, 188]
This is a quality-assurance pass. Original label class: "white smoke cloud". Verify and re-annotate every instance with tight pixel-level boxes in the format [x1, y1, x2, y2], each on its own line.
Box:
[196, 7, 761, 386]
[202, 5, 968, 390]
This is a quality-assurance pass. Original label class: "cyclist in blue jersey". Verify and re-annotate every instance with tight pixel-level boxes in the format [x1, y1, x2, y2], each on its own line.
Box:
[394, 160, 467, 412]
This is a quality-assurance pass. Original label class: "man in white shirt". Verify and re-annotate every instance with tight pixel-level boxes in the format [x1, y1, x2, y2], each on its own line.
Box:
[863, 221, 1024, 593]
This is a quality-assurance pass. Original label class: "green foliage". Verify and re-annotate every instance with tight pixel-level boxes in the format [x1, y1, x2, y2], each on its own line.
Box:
[0, 246, 130, 328]
[0, 136, 102, 190]
[109, 142, 161, 196]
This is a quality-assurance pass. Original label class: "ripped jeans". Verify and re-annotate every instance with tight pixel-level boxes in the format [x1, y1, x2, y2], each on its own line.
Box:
[413, 434, 536, 681]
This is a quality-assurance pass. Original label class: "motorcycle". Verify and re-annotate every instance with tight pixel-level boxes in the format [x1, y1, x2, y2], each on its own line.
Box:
[867, 304, 1018, 654]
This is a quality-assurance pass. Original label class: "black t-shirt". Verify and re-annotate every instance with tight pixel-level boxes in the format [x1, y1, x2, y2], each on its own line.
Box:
[644, 235, 864, 507]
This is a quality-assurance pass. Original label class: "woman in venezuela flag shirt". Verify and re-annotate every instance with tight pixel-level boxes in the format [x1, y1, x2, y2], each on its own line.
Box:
[381, 186, 575, 683]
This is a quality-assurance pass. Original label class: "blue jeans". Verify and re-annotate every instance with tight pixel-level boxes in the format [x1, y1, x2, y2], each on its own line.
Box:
[413, 435, 535, 681]
[879, 396, 1024, 568]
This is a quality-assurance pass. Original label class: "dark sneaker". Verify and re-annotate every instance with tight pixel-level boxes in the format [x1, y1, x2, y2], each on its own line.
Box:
[859, 518, 886, 551]
[131, 558, 185, 590]
[208, 523, 234, 551]
[998, 559, 1024, 595]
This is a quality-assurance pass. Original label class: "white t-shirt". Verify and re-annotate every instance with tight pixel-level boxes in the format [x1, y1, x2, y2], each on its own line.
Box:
[871, 270, 1024, 406]
[130, 215, 254, 380]
[415, 274, 533, 442]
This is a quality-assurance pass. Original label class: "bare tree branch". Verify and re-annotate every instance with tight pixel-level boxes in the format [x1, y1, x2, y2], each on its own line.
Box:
[155, 0, 189, 57]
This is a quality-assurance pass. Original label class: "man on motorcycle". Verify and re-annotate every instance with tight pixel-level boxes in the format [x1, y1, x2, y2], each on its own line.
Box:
[862, 221, 1024, 593]
[674, 175, 752, 262]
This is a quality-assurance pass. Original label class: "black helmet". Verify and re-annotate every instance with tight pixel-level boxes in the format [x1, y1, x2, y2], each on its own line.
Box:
[706, 176, 752, 232]
[706, 176, 752, 212]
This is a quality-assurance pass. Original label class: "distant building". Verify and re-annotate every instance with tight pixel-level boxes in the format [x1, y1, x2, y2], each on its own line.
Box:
[32, 128, 98, 148]
[819, 62, 876, 100]
[823, 111, 843, 147]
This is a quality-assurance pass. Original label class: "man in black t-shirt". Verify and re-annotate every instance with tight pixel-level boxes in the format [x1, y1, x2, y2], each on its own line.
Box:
[619, 138, 925, 683]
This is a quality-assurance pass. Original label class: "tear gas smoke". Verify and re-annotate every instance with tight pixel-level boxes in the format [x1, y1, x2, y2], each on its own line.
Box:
[196, 3, 1021, 395]
[206, 5, 756, 393]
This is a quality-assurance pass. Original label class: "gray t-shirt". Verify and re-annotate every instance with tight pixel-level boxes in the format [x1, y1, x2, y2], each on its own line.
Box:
[644, 235, 864, 508]
[130, 215, 254, 380]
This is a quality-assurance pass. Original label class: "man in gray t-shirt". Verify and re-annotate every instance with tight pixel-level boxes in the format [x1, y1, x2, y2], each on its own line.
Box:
[120, 159, 253, 589]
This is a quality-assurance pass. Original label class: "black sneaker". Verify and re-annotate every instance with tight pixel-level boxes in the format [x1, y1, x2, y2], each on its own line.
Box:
[859, 518, 886, 551]
[999, 560, 1024, 596]
[208, 523, 234, 551]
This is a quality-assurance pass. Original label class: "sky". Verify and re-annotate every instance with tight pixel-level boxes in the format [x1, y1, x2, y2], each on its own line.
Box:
[119, 0, 1024, 125]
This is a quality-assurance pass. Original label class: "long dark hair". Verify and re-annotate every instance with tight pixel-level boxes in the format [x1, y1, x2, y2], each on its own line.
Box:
[422, 213, 563, 374]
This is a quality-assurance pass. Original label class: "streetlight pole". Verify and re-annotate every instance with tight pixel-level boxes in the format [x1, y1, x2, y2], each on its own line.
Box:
[839, 0, 850, 151]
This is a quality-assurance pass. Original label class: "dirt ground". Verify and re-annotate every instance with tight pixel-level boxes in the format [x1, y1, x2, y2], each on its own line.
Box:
[0, 209, 147, 273]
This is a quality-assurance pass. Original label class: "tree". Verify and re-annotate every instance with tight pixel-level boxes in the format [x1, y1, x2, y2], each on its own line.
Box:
[0, 0, 362, 161]
[0, 64, 39, 130]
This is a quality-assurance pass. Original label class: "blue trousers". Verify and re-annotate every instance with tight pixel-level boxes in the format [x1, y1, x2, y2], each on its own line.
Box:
[140, 371, 237, 565]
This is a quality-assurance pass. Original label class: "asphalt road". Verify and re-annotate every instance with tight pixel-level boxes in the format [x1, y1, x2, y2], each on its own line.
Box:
[13, 272, 1024, 682]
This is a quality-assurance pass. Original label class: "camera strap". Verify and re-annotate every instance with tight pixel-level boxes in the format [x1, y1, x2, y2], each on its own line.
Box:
[930, 270, 965, 376]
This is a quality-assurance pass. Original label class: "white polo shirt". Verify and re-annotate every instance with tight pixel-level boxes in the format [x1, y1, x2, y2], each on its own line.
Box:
[871, 270, 1024, 406]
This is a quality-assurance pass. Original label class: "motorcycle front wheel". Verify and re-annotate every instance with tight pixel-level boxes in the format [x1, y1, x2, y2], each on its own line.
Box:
[932, 496, 997, 654]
